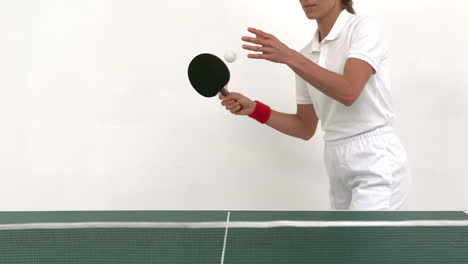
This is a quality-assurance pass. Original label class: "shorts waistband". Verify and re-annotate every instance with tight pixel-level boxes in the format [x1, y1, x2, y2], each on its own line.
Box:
[324, 125, 394, 148]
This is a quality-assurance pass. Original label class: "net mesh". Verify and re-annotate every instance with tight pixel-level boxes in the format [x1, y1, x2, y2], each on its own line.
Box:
[1, 226, 468, 263]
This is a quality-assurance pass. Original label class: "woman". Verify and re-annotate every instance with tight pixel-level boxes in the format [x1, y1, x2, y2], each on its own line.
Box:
[219, 0, 410, 210]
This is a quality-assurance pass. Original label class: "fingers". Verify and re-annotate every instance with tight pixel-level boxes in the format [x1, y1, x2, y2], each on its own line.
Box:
[219, 93, 232, 101]
[242, 36, 268, 46]
[230, 105, 243, 114]
[218, 92, 244, 115]
[242, 44, 273, 53]
[218, 93, 230, 100]
[221, 99, 236, 107]
[247, 53, 271, 60]
[243, 27, 281, 62]
[219, 91, 241, 101]
[247, 27, 272, 39]
[224, 100, 242, 111]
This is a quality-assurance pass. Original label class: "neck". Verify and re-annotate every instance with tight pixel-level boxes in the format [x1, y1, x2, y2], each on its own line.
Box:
[316, 7, 343, 42]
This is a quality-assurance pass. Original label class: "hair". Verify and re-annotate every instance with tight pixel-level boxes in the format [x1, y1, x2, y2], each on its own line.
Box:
[341, 0, 356, 14]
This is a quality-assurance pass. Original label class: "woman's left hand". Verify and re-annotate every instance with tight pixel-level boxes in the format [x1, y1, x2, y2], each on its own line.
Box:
[242, 27, 296, 64]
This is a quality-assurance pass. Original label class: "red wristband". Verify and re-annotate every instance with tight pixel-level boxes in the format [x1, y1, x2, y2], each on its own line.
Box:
[249, 100, 271, 124]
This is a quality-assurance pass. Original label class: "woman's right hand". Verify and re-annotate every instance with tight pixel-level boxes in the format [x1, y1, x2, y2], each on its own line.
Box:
[219, 90, 256, 116]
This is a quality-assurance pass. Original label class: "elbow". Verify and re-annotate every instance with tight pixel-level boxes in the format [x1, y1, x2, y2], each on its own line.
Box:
[340, 93, 360, 107]
[342, 98, 356, 107]
[340, 84, 363, 106]
[300, 130, 316, 141]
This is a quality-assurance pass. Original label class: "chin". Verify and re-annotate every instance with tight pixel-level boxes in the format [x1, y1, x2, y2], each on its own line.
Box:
[305, 12, 320, 20]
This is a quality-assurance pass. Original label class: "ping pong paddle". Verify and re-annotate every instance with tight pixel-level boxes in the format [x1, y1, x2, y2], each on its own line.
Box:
[188, 53, 230, 97]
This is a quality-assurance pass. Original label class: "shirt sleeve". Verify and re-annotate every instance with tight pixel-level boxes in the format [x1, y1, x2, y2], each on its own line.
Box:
[295, 73, 313, 104]
[347, 17, 386, 72]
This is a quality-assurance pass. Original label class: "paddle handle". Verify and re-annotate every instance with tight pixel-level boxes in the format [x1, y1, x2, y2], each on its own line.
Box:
[220, 86, 230, 96]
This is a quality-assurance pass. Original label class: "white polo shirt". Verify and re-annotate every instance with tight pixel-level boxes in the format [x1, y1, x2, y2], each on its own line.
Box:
[296, 10, 394, 141]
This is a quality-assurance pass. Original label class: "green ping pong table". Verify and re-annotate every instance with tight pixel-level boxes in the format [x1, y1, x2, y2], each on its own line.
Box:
[1, 211, 467, 263]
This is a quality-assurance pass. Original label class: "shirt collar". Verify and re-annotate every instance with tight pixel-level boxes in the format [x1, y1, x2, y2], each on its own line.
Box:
[308, 9, 352, 53]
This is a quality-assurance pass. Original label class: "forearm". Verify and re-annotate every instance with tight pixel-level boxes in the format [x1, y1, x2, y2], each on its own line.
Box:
[264, 110, 314, 140]
[287, 51, 356, 106]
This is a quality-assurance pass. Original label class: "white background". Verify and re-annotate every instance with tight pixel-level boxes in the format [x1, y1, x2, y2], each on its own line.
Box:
[1, 0, 467, 210]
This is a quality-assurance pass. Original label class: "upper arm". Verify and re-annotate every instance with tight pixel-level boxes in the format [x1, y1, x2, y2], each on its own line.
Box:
[297, 104, 319, 139]
[344, 17, 386, 99]
[343, 58, 374, 97]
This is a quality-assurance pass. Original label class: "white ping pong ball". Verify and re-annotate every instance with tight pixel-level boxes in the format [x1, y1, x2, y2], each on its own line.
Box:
[224, 50, 237, 63]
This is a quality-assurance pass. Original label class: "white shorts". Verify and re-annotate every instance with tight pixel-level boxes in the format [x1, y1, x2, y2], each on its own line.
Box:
[324, 126, 411, 210]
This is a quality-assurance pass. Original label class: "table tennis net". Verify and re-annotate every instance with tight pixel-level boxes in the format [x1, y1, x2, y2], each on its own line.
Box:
[1, 216, 468, 264]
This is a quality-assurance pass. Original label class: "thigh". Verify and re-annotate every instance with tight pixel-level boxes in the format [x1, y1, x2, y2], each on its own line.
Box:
[324, 146, 352, 210]
[347, 134, 411, 210]
[345, 136, 394, 210]
[385, 134, 411, 210]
